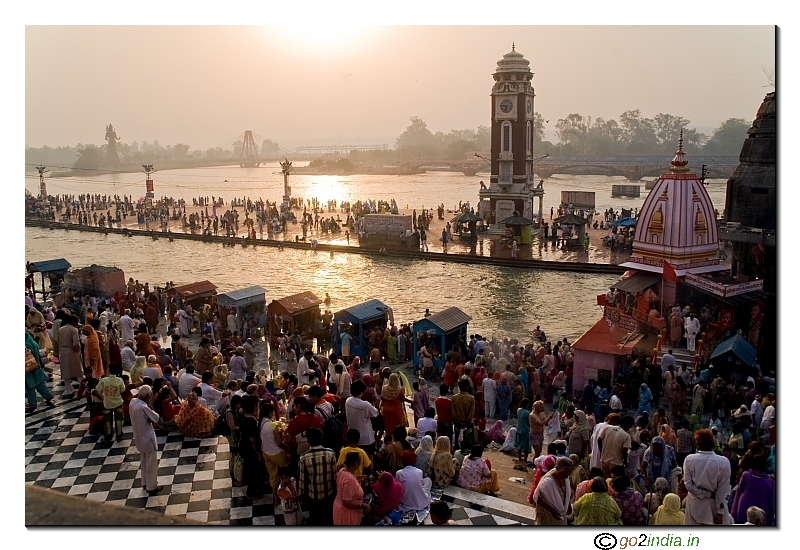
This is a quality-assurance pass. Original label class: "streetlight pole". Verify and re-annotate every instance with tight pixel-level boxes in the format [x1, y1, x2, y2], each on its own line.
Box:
[35, 165, 49, 199]
[530, 153, 549, 225]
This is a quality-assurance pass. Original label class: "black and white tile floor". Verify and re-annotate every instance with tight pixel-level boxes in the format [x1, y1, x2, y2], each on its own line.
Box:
[25, 367, 535, 526]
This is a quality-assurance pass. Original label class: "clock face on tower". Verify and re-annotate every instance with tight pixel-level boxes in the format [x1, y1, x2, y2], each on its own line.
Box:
[526, 99, 532, 114]
[499, 99, 514, 114]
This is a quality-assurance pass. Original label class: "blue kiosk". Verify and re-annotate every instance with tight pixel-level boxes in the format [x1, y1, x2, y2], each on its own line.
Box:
[332, 299, 390, 360]
[216, 285, 268, 338]
[412, 307, 472, 371]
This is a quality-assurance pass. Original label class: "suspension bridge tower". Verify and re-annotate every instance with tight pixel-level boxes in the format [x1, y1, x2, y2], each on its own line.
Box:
[239, 130, 261, 167]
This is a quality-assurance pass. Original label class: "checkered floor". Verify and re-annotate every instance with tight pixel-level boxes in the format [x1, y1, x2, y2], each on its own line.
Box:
[26, 366, 535, 526]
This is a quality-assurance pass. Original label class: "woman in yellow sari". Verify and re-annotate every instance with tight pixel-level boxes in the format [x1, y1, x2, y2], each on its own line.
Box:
[650, 493, 685, 525]
[175, 392, 216, 438]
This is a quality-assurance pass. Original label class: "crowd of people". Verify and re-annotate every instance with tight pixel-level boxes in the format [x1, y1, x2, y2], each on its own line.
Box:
[24, 275, 776, 526]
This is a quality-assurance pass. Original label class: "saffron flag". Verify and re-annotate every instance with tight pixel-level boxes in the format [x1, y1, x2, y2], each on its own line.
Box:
[663, 261, 679, 282]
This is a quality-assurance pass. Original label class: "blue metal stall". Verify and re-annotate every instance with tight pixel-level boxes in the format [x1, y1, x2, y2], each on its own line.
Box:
[412, 307, 472, 370]
[217, 285, 267, 338]
[333, 299, 389, 360]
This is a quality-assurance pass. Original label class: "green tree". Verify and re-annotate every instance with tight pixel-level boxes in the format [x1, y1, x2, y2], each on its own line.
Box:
[72, 145, 105, 170]
[682, 128, 708, 151]
[653, 113, 691, 153]
[396, 116, 438, 154]
[261, 139, 281, 157]
[445, 139, 477, 159]
[703, 118, 751, 155]
[171, 143, 190, 159]
[619, 109, 657, 154]
[532, 112, 546, 144]
[555, 113, 591, 155]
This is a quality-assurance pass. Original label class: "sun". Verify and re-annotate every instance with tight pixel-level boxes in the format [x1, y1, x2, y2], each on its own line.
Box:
[268, 25, 375, 53]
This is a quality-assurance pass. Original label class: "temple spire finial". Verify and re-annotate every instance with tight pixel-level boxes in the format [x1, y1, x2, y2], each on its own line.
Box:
[512, 42, 515, 51]
[669, 128, 690, 172]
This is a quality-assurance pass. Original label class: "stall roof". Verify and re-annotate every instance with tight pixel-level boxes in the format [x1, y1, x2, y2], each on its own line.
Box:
[711, 334, 757, 367]
[614, 271, 662, 294]
[169, 280, 218, 298]
[217, 285, 267, 308]
[572, 318, 644, 356]
[27, 258, 71, 274]
[335, 299, 389, 324]
[422, 307, 472, 333]
[270, 291, 322, 315]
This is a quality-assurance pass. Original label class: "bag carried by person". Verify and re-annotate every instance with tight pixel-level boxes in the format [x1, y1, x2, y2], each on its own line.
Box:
[25, 348, 40, 373]
[318, 406, 344, 451]
[216, 407, 232, 436]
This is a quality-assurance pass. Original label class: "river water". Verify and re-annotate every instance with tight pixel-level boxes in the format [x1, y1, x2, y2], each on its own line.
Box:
[25, 164, 728, 342]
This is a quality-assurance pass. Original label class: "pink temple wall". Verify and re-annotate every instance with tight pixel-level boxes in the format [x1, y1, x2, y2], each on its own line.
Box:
[572, 349, 618, 395]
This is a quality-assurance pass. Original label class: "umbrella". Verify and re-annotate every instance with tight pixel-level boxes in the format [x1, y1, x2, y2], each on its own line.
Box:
[611, 217, 637, 228]
[452, 211, 483, 223]
[499, 213, 534, 226]
[554, 213, 588, 225]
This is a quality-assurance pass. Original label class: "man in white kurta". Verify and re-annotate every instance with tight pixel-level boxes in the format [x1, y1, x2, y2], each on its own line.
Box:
[684, 314, 701, 352]
[119, 310, 137, 343]
[589, 421, 608, 471]
[129, 386, 164, 495]
[227, 311, 238, 335]
[683, 432, 732, 525]
[178, 309, 193, 337]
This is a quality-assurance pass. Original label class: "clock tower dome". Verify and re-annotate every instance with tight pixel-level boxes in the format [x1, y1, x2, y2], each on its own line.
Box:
[479, 44, 544, 230]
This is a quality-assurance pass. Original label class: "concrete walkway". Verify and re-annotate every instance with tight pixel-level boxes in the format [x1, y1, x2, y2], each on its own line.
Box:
[26, 484, 199, 526]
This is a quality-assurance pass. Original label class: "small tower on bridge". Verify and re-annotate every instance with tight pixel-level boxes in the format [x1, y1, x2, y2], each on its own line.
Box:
[478, 45, 544, 232]
[239, 130, 261, 167]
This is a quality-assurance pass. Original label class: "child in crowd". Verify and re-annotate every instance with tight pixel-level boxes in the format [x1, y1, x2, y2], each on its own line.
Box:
[337, 429, 372, 477]
[277, 467, 304, 525]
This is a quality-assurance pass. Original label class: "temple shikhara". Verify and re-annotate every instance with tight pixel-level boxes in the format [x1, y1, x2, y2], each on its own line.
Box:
[572, 123, 771, 388]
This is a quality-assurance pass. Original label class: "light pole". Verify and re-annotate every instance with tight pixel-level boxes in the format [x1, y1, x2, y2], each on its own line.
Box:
[530, 153, 549, 225]
[35, 165, 49, 199]
[142, 164, 156, 204]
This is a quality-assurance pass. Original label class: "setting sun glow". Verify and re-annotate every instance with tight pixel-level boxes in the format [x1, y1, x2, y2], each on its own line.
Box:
[269, 25, 375, 53]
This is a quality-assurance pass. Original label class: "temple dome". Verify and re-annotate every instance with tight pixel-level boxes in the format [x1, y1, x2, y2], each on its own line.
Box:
[620, 133, 725, 277]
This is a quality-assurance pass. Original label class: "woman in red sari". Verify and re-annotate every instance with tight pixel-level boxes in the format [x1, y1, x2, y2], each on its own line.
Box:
[443, 361, 457, 392]
[380, 373, 408, 436]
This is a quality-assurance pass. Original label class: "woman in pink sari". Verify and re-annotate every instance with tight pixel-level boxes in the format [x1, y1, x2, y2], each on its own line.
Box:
[472, 365, 487, 389]
[348, 356, 362, 382]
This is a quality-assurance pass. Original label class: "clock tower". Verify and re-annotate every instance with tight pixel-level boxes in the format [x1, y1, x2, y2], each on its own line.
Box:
[479, 44, 544, 231]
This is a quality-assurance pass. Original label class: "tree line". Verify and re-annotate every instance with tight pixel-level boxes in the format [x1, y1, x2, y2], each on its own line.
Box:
[25, 110, 750, 172]
[389, 112, 750, 160]
[25, 138, 284, 172]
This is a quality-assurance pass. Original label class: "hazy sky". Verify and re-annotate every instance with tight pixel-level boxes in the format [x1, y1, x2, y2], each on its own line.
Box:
[25, 25, 775, 150]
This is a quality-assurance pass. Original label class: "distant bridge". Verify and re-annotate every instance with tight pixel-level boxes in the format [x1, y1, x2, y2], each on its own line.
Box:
[394, 159, 489, 176]
[535, 155, 739, 180]
[534, 160, 737, 180]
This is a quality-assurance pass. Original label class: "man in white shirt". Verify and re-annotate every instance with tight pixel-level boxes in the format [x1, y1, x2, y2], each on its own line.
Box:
[345, 380, 379, 456]
[417, 408, 438, 435]
[199, 371, 226, 412]
[227, 311, 238, 336]
[684, 428, 733, 525]
[121, 340, 137, 372]
[298, 350, 313, 386]
[119, 309, 137, 343]
[660, 350, 677, 375]
[178, 364, 202, 399]
[684, 314, 701, 352]
[129, 385, 164, 495]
